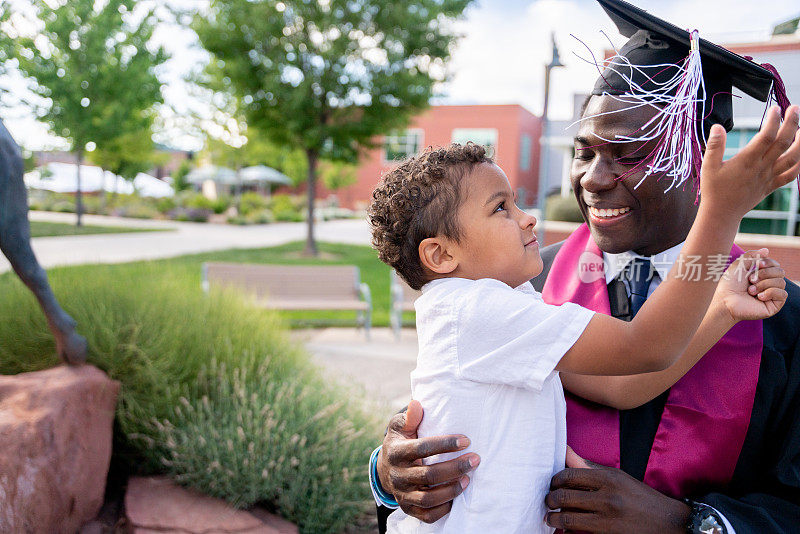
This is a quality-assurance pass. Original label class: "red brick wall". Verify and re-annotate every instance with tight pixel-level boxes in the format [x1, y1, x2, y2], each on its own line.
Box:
[332, 104, 542, 210]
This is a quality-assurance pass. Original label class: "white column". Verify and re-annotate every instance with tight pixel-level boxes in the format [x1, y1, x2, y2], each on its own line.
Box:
[788, 184, 799, 237]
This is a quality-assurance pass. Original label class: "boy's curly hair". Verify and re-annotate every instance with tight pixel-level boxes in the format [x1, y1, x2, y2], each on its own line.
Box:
[368, 143, 492, 290]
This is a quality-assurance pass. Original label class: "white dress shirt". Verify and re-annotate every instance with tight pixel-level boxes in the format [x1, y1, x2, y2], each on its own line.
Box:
[602, 240, 685, 295]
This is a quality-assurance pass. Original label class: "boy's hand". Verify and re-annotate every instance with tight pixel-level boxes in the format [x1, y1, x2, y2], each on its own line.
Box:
[700, 105, 800, 220]
[716, 248, 788, 322]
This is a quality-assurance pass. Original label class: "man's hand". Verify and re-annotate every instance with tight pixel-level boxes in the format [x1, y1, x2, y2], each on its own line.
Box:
[377, 400, 480, 523]
[545, 453, 691, 533]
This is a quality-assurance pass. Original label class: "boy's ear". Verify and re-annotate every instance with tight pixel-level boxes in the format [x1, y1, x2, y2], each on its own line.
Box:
[419, 237, 458, 275]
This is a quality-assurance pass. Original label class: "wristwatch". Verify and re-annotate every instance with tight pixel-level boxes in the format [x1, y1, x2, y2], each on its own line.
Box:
[685, 500, 727, 534]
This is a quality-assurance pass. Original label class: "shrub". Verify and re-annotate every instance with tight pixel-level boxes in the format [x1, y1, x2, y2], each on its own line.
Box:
[169, 207, 212, 222]
[211, 196, 231, 214]
[269, 194, 304, 222]
[0, 263, 380, 532]
[155, 197, 176, 214]
[172, 160, 193, 193]
[111, 203, 161, 219]
[239, 192, 268, 216]
[81, 195, 104, 215]
[546, 194, 584, 223]
[173, 189, 199, 208]
[226, 209, 274, 225]
[52, 199, 76, 213]
[247, 209, 275, 225]
[185, 193, 216, 212]
[187, 208, 213, 222]
[156, 357, 375, 533]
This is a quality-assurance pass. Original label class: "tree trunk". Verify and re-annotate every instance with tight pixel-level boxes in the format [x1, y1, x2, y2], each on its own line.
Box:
[303, 149, 319, 256]
[75, 150, 83, 227]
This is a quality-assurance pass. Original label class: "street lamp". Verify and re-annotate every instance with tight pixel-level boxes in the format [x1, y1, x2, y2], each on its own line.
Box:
[536, 33, 564, 245]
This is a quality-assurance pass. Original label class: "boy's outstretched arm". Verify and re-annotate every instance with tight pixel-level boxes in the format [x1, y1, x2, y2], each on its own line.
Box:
[561, 250, 788, 409]
[556, 106, 800, 377]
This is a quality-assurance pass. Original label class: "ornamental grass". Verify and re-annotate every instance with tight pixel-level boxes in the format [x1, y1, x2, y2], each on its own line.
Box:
[0, 262, 380, 533]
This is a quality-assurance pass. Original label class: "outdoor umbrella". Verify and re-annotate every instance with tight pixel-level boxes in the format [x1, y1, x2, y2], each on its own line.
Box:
[185, 165, 238, 185]
[239, 165, 293, 185]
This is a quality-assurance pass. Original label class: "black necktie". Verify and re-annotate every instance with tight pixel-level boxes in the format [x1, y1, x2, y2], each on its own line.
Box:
[626, 258, 654, 318]
[614, 257, 668, 482]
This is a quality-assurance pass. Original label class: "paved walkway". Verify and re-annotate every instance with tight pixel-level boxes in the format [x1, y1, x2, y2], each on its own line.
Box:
[0, 211, 371, 273]
[291, 327, 417, 417]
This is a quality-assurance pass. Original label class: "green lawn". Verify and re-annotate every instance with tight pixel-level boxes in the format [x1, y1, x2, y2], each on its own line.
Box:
[29, 220, 169, 237]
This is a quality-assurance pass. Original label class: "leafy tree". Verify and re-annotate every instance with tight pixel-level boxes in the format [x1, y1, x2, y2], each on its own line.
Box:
[89, 129, 159, 182]
[21, 148, 37, 174]
[88, 126, 170, 203]
[319, 160, 357, 191]
[172, 159, 194, 193]
[193, 0, 470, 254]
[5, 0, 167, 225]
[0, 8, 11, 97]
[203, 129, 308, 186]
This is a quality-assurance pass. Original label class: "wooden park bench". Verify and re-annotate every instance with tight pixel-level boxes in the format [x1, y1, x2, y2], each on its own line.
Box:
[202, 262, 372, 338]
[390, 270, 421, 340]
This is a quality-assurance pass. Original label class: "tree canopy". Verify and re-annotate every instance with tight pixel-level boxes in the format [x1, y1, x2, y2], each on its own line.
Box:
[5, 0, 167, 224]
[193, 0, 471, 253]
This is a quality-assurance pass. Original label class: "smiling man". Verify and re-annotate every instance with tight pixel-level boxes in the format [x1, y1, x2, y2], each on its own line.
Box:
[368, 1, 800, 532]
[570, 97, 699, 258]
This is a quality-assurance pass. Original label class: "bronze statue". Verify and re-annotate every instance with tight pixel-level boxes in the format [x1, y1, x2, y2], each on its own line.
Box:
[0, 119, 87, 363]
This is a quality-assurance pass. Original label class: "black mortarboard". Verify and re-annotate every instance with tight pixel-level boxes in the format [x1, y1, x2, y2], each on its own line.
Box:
[592, 0, 783, 133]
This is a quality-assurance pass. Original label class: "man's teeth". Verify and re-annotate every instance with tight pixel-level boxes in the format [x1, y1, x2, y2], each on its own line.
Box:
[589, 206, 631, 218]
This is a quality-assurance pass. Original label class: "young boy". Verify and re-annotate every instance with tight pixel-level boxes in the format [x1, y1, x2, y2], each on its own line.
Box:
[367, 106, 798, 533]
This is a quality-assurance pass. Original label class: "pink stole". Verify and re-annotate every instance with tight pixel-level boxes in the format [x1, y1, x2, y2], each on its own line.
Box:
[542, 224, 762, 498]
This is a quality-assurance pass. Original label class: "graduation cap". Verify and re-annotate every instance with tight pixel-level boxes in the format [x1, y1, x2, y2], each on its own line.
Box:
[583, 0, 791, 194]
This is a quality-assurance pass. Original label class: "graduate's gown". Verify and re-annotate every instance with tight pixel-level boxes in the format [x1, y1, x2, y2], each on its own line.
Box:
[376, 242, 800, 533]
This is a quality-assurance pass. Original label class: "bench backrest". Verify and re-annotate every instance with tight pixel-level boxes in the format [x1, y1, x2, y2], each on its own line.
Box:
[204, 262, 360, 300]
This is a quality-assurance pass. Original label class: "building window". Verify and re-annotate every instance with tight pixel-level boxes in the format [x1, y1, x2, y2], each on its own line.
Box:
[723, 128, 757, 160]
[452, 128, 498, 158]
[383, 130, 423, 162]
[520, 134, 532, 171]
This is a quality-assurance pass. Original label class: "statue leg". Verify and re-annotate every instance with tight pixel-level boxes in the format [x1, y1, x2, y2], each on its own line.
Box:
[0, 237, 87, 364]
[0, 121, 87, 364]
[1, 233, 88, 364]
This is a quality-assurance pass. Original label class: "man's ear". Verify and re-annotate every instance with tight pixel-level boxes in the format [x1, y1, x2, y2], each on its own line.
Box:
[419, 237, 458, 275]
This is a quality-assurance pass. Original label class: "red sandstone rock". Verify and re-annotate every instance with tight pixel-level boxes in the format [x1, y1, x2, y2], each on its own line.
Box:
[125, 476, 298, 534]
[0, 364, 120, 534]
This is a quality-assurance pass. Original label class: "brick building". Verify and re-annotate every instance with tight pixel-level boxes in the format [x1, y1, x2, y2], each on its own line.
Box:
[333, 104, 543, 210]
[722, 33, 800, 236]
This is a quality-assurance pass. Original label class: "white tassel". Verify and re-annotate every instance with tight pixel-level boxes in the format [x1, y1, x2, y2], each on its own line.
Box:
[574, 30, 706, 194]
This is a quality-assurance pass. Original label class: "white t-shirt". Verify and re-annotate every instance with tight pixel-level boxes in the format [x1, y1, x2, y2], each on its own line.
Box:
[387, 277, 595, 534]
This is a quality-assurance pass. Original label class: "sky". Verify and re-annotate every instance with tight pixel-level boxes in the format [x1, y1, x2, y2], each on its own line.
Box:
[3, 0, 800, 152]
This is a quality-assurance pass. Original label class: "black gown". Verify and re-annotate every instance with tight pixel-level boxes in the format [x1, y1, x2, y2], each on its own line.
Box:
[376, 242, 800, 533]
